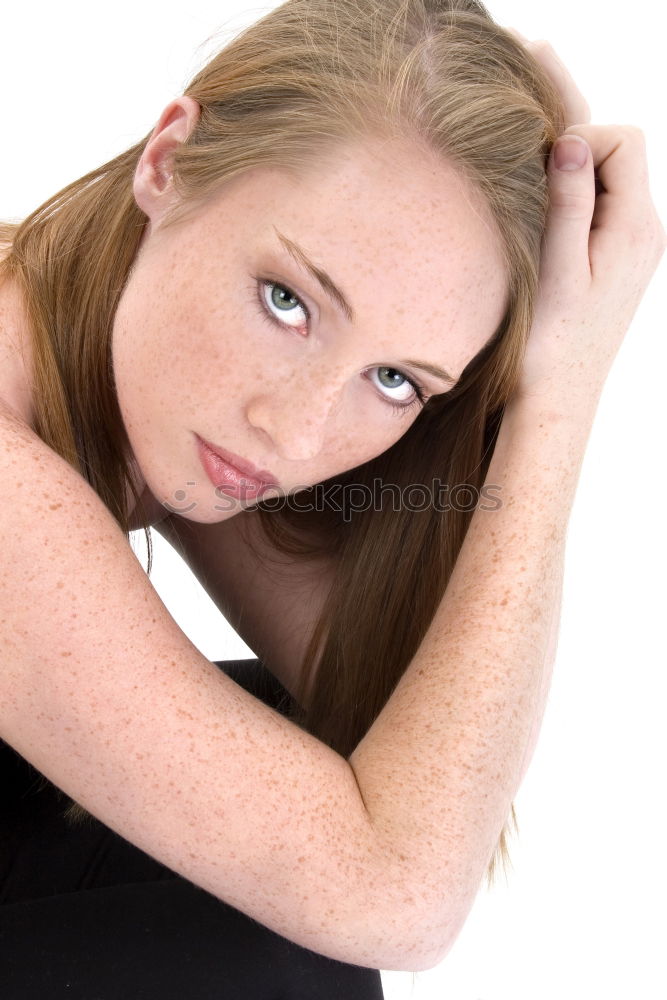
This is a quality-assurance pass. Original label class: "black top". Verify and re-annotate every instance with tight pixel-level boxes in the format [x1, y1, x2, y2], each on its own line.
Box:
[0, 658, 384, 999]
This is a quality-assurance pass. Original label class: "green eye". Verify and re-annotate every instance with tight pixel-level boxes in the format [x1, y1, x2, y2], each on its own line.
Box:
[377, 367, 408, 391]
[271, 284, 299, 311]
[259, 280, 309, 330]
[366, 366, 422, 411]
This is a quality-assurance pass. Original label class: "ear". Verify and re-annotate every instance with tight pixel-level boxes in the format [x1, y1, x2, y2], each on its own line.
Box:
[133, 96, 201, 224]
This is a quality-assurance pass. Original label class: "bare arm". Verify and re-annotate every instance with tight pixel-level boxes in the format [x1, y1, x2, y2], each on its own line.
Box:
[517, 551, 563, 787]
[1, 117, 662, 976]
[347, 113, 666, 963]
[349, 396, 590, 957]
[350, 102, 666, 960]
[0, 402, 403, 969]
[0, 387, 592, 973]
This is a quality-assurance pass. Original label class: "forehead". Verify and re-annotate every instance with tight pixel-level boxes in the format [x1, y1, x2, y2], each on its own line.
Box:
[187, 137, 510, 377]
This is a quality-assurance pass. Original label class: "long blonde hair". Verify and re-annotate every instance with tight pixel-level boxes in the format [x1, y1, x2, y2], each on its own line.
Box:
[0, 0, 564, 888]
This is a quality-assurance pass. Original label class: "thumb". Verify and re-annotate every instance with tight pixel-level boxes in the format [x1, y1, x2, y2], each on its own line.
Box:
[541, 132, 596, 281]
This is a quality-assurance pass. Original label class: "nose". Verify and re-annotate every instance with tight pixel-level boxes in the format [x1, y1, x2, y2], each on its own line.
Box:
[245, 378, 343, 464]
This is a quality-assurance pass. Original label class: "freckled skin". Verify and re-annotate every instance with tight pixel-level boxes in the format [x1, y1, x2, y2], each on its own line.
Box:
[110, 132, 509, 527]
[1, 100, 618, 969]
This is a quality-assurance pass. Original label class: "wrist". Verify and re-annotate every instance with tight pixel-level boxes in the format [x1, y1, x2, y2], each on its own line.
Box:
[490, 392, 599, 505]
[502, 385, 601, 437]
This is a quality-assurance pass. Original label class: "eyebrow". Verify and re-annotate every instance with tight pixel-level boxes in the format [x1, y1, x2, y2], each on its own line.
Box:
[275, 228, 355, 323]
[273, 227, 458, 388]
[400, 359, 458, 387]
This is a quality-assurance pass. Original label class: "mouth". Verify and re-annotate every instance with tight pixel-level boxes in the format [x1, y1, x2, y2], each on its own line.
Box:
[195, 434, 280, 501]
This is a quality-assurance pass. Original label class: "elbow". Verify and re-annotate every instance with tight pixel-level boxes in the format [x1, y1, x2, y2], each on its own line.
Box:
[367, 872, 462, 972]
[377, 917, 453, 973]
[394, 944, 450, 974]
[392, 906, 466, 972]
[385, 857, 478, 971]
[349, 805, 465, 971]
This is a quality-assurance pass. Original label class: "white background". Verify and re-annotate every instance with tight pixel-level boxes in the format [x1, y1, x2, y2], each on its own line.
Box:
[2, 2, 665, 997]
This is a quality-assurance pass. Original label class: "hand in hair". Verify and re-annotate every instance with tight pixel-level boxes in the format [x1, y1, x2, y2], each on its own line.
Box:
[505, 34, 666, 414]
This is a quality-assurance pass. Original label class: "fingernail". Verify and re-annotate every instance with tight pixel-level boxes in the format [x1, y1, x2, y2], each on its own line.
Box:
[553, 135, 589, 171]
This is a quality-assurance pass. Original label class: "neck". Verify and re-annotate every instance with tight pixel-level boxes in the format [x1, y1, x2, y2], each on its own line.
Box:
[127, 489, 171, 532]
[0, 267, 36, 431]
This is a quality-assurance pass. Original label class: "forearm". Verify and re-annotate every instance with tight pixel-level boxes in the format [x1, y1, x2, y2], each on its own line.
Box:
[348, 395, 598, 956]
[516, 557, 563, 787]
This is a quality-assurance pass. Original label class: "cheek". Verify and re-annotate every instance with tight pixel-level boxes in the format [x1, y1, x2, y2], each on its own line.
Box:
[321, 412, 414, 477]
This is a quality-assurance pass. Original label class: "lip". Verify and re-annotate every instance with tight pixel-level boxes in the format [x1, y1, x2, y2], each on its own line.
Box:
[195, 434, 280, 500]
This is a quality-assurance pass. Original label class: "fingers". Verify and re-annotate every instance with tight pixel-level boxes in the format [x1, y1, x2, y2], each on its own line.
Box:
[541, 123, 665, 288]
[561, 124, 665, 276]
[540, 134, 596, 284]
[504, 28, 591, 127]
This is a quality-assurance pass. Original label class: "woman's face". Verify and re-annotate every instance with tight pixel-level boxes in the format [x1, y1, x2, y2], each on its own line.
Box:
[112, 129, 508, 525]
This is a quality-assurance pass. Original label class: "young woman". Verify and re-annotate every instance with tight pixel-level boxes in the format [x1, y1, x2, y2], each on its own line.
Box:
[0, 0, 663, 996]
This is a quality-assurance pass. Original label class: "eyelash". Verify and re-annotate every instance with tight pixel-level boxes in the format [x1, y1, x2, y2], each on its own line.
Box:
[253, 278, 428, 415]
